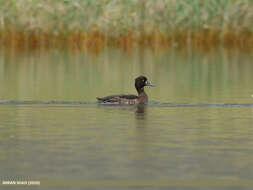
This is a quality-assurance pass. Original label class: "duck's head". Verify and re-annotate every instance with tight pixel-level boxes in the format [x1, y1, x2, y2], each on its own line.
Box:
[135, 75, 154, 93]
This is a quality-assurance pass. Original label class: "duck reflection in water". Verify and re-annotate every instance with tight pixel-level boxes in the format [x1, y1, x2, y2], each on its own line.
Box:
[136, 104, 146, 114]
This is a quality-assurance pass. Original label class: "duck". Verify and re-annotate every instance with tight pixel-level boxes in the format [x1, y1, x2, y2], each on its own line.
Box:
[97, 76, 154, 104]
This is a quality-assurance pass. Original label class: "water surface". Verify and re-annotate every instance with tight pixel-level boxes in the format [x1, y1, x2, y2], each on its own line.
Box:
[0, 47, 253, 189]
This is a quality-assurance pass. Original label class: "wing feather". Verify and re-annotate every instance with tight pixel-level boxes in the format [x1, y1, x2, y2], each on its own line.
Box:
[97, 94, 138, 102]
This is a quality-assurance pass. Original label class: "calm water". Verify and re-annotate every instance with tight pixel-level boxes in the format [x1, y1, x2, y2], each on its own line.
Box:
[0, 47, 253, 189]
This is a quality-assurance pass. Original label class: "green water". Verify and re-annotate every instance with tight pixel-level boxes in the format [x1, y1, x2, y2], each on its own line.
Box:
[0, 47, 253, 189]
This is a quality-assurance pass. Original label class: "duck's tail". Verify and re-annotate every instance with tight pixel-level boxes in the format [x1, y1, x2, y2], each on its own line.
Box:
[96, 97, 104, 102]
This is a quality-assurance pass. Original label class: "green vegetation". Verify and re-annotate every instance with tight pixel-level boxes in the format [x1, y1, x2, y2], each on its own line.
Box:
[0, 0, 253, 49]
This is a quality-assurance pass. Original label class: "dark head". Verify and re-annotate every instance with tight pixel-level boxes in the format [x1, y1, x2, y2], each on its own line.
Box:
[135, 76, 154, 94]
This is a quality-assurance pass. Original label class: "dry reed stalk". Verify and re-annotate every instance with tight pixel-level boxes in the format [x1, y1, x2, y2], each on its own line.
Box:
[0, 0, 253, 51]
[1, 30, 253, 52]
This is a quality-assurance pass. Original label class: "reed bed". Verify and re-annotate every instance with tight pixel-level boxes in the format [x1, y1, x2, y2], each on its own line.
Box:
[0, 0, 253, 50]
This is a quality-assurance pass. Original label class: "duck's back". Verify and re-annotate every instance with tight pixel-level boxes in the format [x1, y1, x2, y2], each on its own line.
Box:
[97, 94, 138, 103]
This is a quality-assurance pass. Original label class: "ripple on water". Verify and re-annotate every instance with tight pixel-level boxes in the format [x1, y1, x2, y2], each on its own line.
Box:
[1, 100, 253, 107]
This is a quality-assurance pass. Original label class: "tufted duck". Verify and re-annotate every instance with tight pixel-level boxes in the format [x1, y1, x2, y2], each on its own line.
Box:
[97, 76, 154, 104]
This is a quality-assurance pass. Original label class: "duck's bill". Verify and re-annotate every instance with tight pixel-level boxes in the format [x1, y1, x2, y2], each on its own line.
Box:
[145, 81, 154, 87]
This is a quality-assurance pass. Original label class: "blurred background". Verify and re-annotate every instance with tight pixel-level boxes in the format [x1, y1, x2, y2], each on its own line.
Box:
[0, 0, 253, 102]
[0, 0, 253, 49]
